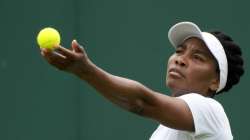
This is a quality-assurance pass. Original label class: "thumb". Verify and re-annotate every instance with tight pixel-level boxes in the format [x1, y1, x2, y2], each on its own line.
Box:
[72, 39, 84, 53]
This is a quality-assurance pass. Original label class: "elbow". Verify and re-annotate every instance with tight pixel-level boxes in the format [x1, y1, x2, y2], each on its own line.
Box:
[128, 84, 155, 116]
[128, 99, 145, 116]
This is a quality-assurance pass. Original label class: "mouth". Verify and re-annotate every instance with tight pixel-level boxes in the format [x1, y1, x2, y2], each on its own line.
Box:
[168, 68, 185, 78]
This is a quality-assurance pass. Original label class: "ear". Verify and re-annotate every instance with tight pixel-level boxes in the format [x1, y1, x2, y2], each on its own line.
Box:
[209, 78, 219, 92]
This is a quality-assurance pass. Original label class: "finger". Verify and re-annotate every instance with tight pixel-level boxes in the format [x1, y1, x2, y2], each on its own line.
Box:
[41, 50, 45, 56]
[40, 48, 74, 71]
[41, 48, 66, 58]
[55, 45, 75, 59]
[41, 49, 67, 65]
[40, 48, 51, 57]
[51, 51, 67, 59]
[72, 40, 85, 53]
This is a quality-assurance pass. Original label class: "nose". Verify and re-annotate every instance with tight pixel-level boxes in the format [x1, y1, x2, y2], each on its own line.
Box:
[175, 55, 187, 67]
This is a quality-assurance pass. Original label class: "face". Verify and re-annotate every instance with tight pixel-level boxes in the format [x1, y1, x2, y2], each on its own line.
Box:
[166, 37, 219, 96]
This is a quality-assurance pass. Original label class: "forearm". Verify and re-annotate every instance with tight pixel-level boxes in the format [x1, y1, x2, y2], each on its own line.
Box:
[79, 60, 155, 114]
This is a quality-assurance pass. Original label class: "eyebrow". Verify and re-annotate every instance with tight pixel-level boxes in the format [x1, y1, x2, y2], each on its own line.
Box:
[177, 44, 186, 48]
[177, 44, 214, 59]
[193, 49, 211, 56]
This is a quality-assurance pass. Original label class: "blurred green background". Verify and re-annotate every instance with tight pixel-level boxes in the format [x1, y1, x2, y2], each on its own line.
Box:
[0, 0, 249, 139]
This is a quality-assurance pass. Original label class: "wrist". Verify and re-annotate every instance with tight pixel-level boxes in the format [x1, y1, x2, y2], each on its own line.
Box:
[76, 59, 96, 80]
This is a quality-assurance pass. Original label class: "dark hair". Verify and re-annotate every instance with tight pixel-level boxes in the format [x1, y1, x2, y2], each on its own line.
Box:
[210, 31, 244, 95]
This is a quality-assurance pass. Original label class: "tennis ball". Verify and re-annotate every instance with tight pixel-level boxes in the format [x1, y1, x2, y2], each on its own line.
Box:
[37, 27, 61, 50]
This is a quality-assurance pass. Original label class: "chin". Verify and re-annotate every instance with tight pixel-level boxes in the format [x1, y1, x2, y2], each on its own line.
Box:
[166, 79, 187, 92]
[166, 79, 179, 90]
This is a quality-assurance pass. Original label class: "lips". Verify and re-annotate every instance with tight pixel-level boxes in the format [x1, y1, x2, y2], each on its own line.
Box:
[168, 68, 185, 78]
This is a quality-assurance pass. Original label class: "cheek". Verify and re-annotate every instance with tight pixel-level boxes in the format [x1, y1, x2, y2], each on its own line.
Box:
[186, 64, 216, 84]
[166, 55, 175, 78]
[166, 55, 175, 70]
[165, 57, 172, 85]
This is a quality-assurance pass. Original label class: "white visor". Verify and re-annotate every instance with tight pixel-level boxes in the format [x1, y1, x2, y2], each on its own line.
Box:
[168, 22, 228, 93]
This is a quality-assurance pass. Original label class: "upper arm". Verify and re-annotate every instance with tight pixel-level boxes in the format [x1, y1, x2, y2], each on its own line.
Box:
[139, 91, 195, 132]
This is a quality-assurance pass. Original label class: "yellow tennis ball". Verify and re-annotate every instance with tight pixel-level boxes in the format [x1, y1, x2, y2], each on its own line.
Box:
[37, 27, 61, 50]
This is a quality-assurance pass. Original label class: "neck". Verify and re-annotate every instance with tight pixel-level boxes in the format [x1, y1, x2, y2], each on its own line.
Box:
[171, 89, 192, 97]
[171, 89, 209, 97]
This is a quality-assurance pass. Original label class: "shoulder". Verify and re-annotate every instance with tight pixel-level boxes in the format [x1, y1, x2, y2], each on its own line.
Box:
[178, 93, 223, 110]
[177, 93, 232, 138]
[178, 93, 226, 121]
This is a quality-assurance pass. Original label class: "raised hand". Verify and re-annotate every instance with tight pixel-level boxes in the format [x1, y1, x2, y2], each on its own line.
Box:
[40, 40, 92, 79]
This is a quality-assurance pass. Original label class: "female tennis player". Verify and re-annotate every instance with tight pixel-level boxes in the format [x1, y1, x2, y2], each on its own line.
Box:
[40, 21, 244, 140]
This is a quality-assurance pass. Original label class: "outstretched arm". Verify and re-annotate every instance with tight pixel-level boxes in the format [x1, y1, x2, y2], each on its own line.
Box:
[40, 40, 194, 131]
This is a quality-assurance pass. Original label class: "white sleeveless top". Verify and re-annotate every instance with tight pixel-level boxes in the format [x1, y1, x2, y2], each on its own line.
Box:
[149, 93, 233, 140]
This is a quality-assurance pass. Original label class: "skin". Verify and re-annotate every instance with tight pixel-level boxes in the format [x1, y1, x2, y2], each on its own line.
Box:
[40, 37, 219, 132]
[167, 37, 219, 97]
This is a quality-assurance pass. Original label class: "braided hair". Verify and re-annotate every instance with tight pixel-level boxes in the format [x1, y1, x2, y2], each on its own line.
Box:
[210, 31, 244, 95]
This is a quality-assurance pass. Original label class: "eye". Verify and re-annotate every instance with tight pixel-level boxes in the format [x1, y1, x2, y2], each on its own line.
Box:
[175, 48, 183, 54]
[193, 54, 205, 61]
